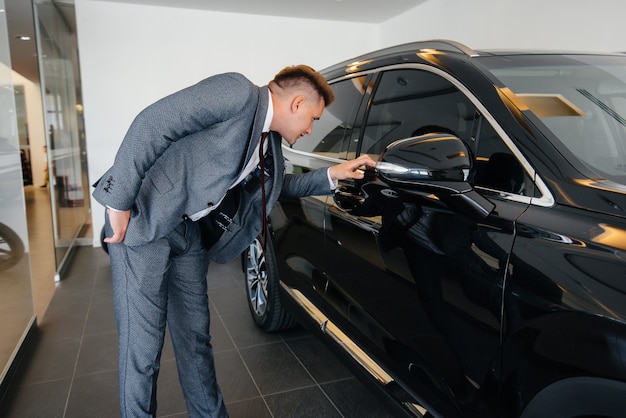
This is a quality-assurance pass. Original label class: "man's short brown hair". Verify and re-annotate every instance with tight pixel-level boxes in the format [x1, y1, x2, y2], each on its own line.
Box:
[272, 65, 334, 106]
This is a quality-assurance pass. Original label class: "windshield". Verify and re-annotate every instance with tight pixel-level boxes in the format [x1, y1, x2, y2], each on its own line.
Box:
[479, 54, 626, 184]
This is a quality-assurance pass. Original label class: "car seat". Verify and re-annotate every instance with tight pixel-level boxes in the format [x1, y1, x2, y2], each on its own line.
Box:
[474, 152, 525, 194]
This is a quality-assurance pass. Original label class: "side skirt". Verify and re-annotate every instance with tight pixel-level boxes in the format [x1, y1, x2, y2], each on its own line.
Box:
[281, 283, 429, 418]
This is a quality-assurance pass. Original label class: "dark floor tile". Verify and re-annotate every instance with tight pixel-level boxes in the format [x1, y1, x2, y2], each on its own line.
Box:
[93, 268, 113, 291]
[58, 267, 97, 289]
[93, 265, 113, 287]
[17, 336, 81, 385]
[322, 378, 398, 418]
[214, 349, 260, 403]
[265, 386, 342, 418]
[75, 331, 117, 376]
[209, 287, 249, 317]
[276, 325, 311, 342]
[84, 302, 117, 335]
[3, 378, 71, 418]
[207, 262, 244, 292]
[239, 342, 313, 395]
[54, 283, 94, 300]
[89, 285, 114, 308]
[37, 304, 89, 342]
[64, 369, 119, 418]
[68, 246, 107, 268]
[44, 291, 92, 314]
[225, 397, 271, 418]
[286, 336, 353, 384]
[219, 310, 281, 349]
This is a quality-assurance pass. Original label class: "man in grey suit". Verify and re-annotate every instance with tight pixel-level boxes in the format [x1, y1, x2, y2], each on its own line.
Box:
[93, 65, 375, 418]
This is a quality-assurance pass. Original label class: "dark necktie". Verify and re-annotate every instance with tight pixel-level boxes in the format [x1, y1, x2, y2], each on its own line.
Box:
[259, 132, 269, 249]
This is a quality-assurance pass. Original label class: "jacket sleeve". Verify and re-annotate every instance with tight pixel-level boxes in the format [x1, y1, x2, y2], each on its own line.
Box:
[280, 169, 333, 199]
[92, 73, 254, 211]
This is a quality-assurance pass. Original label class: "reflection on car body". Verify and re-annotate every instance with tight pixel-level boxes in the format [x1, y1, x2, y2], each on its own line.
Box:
[243, 40, 626, 418]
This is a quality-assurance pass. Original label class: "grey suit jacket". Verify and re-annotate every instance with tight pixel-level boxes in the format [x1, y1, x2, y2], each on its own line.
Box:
[93, 73, 330, 261]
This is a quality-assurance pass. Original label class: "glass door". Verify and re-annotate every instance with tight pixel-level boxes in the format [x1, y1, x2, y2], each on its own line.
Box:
[34, 0, 89, 279]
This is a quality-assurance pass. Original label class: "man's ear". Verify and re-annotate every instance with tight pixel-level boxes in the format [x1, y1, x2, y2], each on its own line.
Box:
[291, 95, 306, 113]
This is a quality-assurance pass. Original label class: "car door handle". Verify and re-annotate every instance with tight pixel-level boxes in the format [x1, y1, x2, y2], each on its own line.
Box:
[334, 186, 366, 212]
[334, 186, 365, 207]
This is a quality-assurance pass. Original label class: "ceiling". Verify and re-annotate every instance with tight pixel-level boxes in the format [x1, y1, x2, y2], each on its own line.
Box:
[96, 0, 424, 23]
[4, 0, 425, 83]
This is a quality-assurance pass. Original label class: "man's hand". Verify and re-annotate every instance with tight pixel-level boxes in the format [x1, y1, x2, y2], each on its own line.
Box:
[328, 154, 376, 181]
[104, 208, 131, 244]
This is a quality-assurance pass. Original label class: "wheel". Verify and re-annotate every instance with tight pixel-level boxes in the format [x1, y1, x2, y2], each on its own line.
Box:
[0, 222, 25, 271]
[244, 237, 296, 331]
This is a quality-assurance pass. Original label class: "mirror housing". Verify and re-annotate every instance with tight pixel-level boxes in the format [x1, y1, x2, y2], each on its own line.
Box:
[377, 133, 469, 184]
[376, 133, 495, 219]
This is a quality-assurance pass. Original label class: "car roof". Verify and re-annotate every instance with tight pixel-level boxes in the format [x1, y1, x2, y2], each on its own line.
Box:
[321, 39, 625, 78]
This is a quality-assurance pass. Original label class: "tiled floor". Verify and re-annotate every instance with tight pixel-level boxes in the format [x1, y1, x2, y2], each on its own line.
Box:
[1, 245, 400, 417]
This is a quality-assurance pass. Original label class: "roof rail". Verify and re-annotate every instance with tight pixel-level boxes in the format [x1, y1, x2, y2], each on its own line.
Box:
[422, 39, 479, 56]
[321, 39, 479, 75]
[352, 39, 479, 62]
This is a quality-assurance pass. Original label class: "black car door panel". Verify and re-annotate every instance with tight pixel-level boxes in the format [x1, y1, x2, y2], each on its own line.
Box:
[320, 66, 541, 414]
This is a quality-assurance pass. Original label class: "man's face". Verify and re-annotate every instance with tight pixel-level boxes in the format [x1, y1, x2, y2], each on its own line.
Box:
[282, 96, 325, 145]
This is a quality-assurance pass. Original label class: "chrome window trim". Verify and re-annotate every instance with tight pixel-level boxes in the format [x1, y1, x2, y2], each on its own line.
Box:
[282, 146, 343, 165]
[283, 64, 555, 208]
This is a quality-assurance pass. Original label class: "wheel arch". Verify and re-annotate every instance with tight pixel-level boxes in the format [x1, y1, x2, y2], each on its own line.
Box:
[500, 311, 626, 416]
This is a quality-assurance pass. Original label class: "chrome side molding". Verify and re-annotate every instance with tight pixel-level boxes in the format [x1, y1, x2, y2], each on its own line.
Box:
[280, 283, 429, 417]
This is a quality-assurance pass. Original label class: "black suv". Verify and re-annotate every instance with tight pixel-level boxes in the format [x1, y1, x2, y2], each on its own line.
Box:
[243, 40, 626, 418]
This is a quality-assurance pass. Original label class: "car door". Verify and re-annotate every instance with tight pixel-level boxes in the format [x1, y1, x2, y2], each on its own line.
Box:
[323, 66, 536, 416]
[272, 74, 372, 305]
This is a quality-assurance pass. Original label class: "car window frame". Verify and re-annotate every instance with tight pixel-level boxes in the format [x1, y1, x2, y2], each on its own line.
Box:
[281, 63, 555, 208]
[359, 64, 554, 207]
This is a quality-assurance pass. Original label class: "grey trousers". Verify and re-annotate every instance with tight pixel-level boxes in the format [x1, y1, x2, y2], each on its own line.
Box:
[105, 216, 228, 418]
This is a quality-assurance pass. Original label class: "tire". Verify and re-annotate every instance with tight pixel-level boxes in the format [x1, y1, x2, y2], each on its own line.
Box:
[521, 377, 626, 418]
[0, 222, 25, 271]
[244, 237, 296, 331]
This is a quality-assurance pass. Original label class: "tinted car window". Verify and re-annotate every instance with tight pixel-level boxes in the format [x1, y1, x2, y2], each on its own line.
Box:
[472, 116, 535, 196]
[480, 54, 626, 184]
[359, 69, 476, 158]
[360, 68, 534, 196]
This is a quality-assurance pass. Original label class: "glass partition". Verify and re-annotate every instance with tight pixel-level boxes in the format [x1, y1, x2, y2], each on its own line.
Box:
[34, 0, 89, 279]
[0, 0, 36, 388]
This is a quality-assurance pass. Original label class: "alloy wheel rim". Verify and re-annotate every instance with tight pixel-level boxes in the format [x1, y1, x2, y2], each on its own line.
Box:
[246, 239, 268, 317]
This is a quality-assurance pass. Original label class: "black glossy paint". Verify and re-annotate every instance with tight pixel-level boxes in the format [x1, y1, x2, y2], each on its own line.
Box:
[261, 41, 626, 418]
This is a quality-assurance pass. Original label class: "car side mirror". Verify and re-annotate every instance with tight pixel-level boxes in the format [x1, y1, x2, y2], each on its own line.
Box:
[377, 133, 469, 183]
[377, 133, 495, 219]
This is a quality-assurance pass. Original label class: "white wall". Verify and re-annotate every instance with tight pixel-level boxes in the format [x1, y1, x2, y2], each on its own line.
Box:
[76, 0, 626, 246]
[382, 0, 626, 52]
[76, 0, 379, 245]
